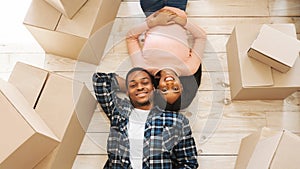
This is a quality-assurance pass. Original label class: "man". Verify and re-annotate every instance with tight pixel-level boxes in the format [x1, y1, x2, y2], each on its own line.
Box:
[93, 67, 198, 168]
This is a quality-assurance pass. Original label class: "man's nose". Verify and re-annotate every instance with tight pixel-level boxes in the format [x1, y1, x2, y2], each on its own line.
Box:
[137, 83, 144, 90]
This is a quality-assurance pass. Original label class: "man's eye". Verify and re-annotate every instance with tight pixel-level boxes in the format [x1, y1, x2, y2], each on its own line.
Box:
[142, 81, 149, 85]
[173, 87, 179, 91]
[129, 84, 136, 88]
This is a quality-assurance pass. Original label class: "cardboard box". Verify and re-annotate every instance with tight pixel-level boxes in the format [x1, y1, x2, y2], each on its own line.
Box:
[248, 24, 300, 73]
[33, 73, 97, 169]
[23, 0, 121, 65]
[8, 62, 48, 108]
[235, 127, 300, 169]
[0, 79, 59, 169]
[226, 24, 300, 100]
[7, 62, 97, 169]
[44, 0, 87, 19]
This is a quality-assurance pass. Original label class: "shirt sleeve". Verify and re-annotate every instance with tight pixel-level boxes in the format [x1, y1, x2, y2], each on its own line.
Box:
[126, 22, 150, 67]
[172, 116, 199, 168]
[92, 72, 120, 121]
[184, 21, 207, 62]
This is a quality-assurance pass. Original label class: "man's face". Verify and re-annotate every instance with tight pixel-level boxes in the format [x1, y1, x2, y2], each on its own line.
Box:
[127, 70, 154, 110]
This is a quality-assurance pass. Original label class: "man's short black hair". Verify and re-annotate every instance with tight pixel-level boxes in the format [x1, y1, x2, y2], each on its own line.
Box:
[125, 67, 154, 89]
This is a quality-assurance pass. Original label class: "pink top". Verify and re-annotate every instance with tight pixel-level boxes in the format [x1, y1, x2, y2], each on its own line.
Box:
[126, 21, 206, 76]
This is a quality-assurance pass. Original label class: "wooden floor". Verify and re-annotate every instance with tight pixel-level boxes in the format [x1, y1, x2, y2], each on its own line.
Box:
[1, 0, 300, 168]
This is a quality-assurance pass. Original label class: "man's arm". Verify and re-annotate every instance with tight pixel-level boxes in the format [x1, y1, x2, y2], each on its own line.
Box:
[92, 72, 121, 121]
[172, 117, 199, 168]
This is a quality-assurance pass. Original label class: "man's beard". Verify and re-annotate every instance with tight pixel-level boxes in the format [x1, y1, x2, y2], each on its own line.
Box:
[130, 99, 151, 108]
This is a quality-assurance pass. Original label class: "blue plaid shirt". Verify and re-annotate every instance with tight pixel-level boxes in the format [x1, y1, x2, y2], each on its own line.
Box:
[92, 72, 198, 169]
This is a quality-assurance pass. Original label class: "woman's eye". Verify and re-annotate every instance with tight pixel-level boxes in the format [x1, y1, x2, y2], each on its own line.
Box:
[161, 88, 168, 93]
[173, 87, 179, 91]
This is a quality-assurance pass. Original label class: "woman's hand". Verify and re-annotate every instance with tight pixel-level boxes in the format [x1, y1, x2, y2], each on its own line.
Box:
[146, 9, 177, 28]
[146, 8, 187, 28]
[172, 15, 187, 27]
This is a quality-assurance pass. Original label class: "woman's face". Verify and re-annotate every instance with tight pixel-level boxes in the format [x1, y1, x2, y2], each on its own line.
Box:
[157, 69, 183, 104]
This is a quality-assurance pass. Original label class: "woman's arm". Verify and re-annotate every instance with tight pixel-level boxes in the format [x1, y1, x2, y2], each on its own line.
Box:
[184, 21, 207, 61]
[126, 22, 149, 61]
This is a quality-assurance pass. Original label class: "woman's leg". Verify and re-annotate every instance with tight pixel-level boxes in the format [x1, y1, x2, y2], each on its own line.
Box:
[166, 0, 188, 11]
[140, 0, 188, 17]
[140, 0, 164, 17]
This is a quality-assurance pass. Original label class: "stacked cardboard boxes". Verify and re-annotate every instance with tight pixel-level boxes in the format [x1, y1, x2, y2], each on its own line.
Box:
[227, 24, 300, 169]
[0, 62, 97, 169]
[0, 79, 59, 169]
[248, 24, 300, 73]
[226, 24, 300, 100]
[44, 0, 88, 19]
[235, 127, 300, 169]
[23, 0, 121, 65]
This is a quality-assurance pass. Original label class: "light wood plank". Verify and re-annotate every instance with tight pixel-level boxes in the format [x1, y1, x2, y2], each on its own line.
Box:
[72, 155, 107, 169]
[0, 53, 45, 73]
[269, 0, 300, 16]
[186, 0, 269, 16]
[266, 111, 300, 133]
[198, 156, 237, 169]
[72, 155, 237, 169]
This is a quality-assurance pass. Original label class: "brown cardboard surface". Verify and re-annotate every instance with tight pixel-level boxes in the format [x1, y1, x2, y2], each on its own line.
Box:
[235, 128, 300, 169]
[34, 73, 97, 169]
[23, 0, 61, 30]
[248, 24, 300, 73]
[23, 25, 88, 61]
[57, 0, 121, 37]
[226, 24, 300, 100]
[2, 62, 97, 168]
[0, 79, 59, 169]
[270, 131, 300, 169]
[44, 0, 87, 19]
[8, 62, 48, 108]
[233, 130, 262, 169]
[23, 0, 121, 65]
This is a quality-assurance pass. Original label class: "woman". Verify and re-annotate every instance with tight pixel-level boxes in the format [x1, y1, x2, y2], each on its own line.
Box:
[126, 6, 206, 111]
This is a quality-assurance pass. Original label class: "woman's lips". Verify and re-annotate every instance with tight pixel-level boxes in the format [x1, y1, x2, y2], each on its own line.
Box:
[165, 76, 174, 81]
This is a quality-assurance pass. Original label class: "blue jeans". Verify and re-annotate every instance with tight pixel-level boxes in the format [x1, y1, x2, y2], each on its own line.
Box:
[140, 0, 188, 17]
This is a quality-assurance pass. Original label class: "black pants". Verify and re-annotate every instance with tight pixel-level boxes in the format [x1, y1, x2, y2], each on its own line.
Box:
[140, 0, 188, 17]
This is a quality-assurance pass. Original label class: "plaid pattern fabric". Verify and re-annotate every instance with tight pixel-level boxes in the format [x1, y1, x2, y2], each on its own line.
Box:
[93, 72, 198, 169]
